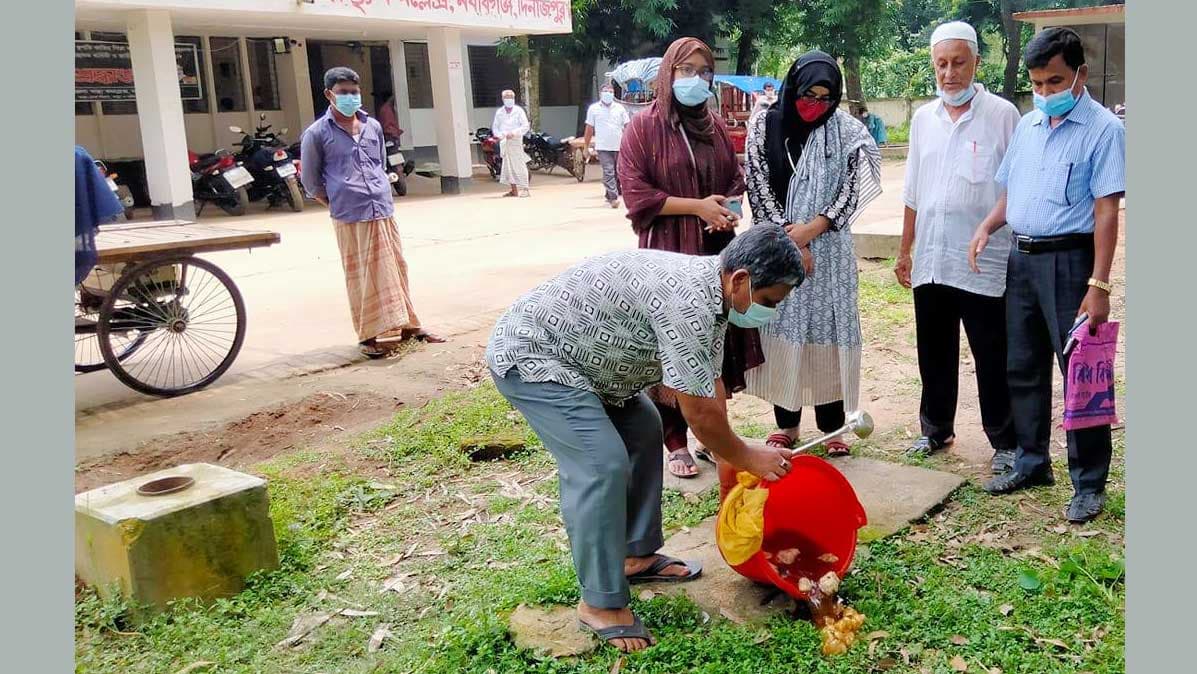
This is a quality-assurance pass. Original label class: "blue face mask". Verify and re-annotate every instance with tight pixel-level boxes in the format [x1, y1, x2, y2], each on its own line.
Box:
[937, 81, 977, 107]
[1033, 69, 1081, 117]
[332, 92, 361, 117]
[672, 76, 713, 107]
[600, 91, 614, 105]
[727, 277, 777, 329]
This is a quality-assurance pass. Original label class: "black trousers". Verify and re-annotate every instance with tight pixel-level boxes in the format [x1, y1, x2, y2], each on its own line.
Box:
[1006, 244, 1112, 494]
[913, 283, 1017, 450]
[774, 402, 845, 434]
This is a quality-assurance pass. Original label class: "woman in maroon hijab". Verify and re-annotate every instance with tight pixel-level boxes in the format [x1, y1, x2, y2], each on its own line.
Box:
[618, 37, 763, 479]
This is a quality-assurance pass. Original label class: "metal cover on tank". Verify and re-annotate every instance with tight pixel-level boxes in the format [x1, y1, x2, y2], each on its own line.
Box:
[75, 463, 267, 522]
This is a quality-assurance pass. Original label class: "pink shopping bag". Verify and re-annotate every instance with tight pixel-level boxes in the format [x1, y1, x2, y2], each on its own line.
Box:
[1062, 320, 1120, 431]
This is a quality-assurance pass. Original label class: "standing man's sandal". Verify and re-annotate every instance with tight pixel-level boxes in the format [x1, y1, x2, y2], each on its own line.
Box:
[1065, 492, 1106, 523]
[906, 435, 954, 457]
[626, 555, 703, 584]
[983, 469, 1054, 494]
[667, 448, 700, 478]
[990, 448, 1017, 475]
[577, 615, 656, 650]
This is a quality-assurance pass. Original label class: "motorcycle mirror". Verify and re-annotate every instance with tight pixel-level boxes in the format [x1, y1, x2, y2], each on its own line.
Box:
[229, 126, 243, 134]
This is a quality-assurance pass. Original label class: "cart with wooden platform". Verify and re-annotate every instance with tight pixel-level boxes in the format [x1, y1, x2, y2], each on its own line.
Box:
[75, 220, 281, 397]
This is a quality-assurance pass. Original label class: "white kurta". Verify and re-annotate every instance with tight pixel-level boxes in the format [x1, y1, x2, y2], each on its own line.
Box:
[493, 105, 531, 188]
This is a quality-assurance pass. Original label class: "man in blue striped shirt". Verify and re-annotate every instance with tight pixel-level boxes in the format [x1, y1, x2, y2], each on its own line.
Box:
[969, 27, 1124, 523]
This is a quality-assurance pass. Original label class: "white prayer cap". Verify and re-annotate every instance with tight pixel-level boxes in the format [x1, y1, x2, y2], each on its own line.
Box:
[931, 21, 978, 49]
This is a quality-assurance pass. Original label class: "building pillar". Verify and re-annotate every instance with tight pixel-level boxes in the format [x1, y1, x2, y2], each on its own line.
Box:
[126, 9, 194, 220]
[388, 39, 414, 151]
[426, 27, 473, 194]
[290, 40, 316, 129]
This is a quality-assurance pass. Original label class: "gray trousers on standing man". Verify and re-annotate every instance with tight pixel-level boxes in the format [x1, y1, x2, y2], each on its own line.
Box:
[492, 369, 663, 609]
[597, 150, 621, 203]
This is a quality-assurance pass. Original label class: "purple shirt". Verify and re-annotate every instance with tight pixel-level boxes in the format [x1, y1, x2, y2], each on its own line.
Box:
[300, 107, 394, 223]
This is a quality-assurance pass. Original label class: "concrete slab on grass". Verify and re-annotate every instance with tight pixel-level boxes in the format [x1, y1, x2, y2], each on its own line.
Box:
[641, 457, 965, 622]
[508, 604, 597, 657]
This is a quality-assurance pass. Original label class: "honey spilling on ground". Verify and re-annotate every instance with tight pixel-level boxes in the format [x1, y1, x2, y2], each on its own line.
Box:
[765, 548, 867, 657]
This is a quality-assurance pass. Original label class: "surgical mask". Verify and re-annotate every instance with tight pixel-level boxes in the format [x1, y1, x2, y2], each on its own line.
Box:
[727, 278, 777, 329]
[672, 76, 713, 107]
[600, 91, 614, 105]
[503, 98, 515, 109]
[938, 81, 977, 107]
[333, 93, 361, 117]
[1033, 69, 1081, 117]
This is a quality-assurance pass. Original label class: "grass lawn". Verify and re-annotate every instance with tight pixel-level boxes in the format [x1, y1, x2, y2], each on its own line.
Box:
[76, 266, 1124, 674]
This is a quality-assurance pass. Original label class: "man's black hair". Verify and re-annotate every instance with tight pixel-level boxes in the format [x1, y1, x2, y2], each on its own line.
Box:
[1024, 27, 1086, 71]
[324, 66, 360, 91]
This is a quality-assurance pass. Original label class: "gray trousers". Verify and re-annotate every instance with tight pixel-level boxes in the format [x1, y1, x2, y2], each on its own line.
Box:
[597, 150, 620, 202]
[492, 368, 664, 609]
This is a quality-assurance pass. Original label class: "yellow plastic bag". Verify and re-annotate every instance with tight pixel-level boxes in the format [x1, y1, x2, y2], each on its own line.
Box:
[715, 472, 769, 566]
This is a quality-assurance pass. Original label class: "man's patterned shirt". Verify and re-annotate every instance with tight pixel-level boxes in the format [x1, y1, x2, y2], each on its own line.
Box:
[487, 250, 728, 406]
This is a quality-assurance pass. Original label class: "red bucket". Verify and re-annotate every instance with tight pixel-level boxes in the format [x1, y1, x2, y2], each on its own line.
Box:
[716, 456, 867, 601]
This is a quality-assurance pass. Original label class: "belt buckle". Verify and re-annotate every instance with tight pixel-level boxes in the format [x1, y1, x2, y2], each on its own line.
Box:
[1015, 235, 1034, 253]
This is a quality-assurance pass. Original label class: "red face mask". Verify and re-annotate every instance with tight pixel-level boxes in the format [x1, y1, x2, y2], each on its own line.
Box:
[795, 99, 831, 122]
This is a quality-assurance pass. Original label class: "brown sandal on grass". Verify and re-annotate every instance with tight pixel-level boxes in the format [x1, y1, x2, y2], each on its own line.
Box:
[825, 439, 851, 457]
[765, 432, 797, 449]
[667, 448, 699, 478]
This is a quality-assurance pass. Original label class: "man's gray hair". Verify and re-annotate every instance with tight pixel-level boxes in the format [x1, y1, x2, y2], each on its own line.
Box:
[720, 224, 806, 289]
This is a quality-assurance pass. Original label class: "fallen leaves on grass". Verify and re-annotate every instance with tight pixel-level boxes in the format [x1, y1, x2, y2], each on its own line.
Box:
[719, 607, 745, 625]
[950, 635, 970, 646]
[999, 603, 1014, 616]
[367, 623, 393, 653]
[609, 656, 625, 674]
[173, 662, 216, 674]
[950, 655, 969, 671]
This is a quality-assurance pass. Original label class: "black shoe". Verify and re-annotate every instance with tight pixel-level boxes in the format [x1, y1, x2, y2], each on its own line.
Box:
[983, 469, 1054, 495]
[990, 448, 1017, 475]
[1066, 492, 1106, 523]
[905, 435, 954, 458]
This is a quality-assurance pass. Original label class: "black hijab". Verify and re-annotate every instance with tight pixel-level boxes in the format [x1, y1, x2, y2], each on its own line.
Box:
[763, 50, 843, 204]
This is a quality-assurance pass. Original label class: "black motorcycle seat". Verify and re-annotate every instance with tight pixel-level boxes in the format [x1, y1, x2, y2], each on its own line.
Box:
[192, 154, 222, 170]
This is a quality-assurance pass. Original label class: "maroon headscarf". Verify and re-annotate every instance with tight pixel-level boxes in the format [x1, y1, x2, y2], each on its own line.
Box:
[654, 37, 718, 144]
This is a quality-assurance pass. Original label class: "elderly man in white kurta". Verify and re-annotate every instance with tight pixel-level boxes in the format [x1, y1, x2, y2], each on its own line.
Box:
[895, 21, 1022, 473]
[492, 89, 532, 197]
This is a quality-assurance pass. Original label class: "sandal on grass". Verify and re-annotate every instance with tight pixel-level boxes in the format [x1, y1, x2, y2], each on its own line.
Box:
[825, 439, 851, 457]
[577, 614, 655, 648]
[667, 448, 699, 478]
[765, 432, 797, 449]
[627, 555, 703, 584]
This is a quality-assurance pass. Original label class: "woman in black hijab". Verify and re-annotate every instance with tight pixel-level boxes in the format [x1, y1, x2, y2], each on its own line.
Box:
[743, 50, 883, 458]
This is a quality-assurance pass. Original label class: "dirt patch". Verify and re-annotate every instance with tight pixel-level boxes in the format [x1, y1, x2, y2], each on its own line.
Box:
[74, 391, 401, 493]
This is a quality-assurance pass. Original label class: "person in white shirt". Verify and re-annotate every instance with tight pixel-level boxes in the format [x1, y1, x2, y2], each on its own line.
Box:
[752, 82, 777, 113]
[584, 84, 632, 208]
[493, 89, 532, 197]
[896, 21, 1022, 473]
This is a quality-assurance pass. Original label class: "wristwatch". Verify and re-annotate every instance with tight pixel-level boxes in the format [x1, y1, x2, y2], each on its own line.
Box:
[1087, 277, 1112, 293]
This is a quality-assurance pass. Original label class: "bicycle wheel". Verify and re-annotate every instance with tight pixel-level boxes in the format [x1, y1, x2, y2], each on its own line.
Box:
[76, 272, 146, 373]
[97, 254, 246, 397]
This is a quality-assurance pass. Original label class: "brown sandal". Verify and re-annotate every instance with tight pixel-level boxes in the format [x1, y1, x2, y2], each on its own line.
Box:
[667, 448, 699, 478]
[825, 439, 851, 457]
[766, 433, 796, 449]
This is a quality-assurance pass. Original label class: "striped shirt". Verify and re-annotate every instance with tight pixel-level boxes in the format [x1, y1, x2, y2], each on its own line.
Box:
[996, 89, 1125, 236]
[487, 251, 728, 406]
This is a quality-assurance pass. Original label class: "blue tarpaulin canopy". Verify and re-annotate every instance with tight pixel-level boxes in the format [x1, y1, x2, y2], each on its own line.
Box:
[713, 75, 782, 95]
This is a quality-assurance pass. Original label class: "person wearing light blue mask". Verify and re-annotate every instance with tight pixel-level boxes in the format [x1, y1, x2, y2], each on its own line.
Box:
[968, 27, 1124, 524]
[897, 21, 1022, 473]
[300, 66, 445, 359]
[584, 84, 631, 207]
[620, 37, 752, 481]
[485, 223, 803, 654]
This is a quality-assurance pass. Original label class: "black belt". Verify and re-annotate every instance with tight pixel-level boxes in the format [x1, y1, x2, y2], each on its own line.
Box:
[1013, 233, 1093, 254]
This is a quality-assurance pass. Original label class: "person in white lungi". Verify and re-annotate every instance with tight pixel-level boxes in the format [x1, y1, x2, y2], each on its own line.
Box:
[493, 89, 532, 197]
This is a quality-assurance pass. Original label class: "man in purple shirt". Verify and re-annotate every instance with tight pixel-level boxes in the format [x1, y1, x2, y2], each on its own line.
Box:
[301, 67, 443, 357]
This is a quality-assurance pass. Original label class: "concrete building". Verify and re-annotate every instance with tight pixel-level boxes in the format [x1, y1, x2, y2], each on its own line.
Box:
[1015, 3, 1125, 109]
[75, 0, 574, 218]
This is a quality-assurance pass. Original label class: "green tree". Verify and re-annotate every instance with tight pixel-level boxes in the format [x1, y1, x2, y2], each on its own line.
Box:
[500, 0, 675, 131]
[891, 0, 949, 51]
[768, 0, 890, 102]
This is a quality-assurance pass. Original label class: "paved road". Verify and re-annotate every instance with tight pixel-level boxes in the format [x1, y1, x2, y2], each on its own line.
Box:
[75, 161, 906, 415]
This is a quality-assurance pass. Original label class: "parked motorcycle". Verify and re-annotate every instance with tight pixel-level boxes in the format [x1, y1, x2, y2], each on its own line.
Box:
[94, 159, 135, 221]
[189, 149, 253, 216]
[231, 114, 304, 212]
[524, 131, 585, 182]
[384, 136, 416, 197]
[474, 127, 503, 182]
